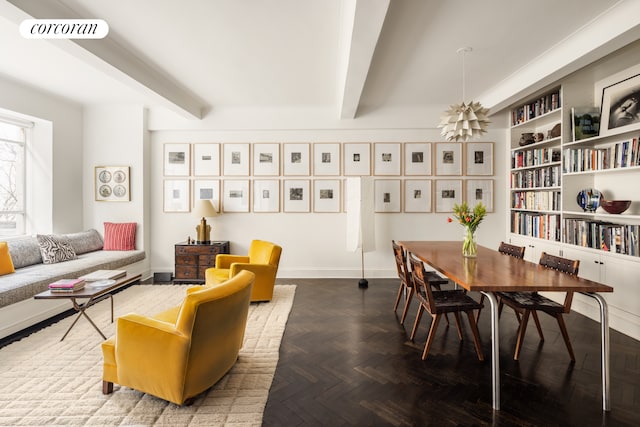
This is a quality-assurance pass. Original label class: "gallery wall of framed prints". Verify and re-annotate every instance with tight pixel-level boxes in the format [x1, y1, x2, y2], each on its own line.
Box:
[161, 141, 494, 213]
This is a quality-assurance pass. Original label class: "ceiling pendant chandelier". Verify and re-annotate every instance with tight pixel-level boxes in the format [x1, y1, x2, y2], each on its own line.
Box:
[437, 47, 490, 142]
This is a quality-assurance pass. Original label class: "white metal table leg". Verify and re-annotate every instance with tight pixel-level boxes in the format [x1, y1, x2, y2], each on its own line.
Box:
[482, 291, 500, 410]
[582, 292, 610, 411]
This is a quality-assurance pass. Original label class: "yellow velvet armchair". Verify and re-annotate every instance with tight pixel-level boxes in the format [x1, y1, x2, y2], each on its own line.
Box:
[101, 270, 255, 406]
[205, 239, 282, 302]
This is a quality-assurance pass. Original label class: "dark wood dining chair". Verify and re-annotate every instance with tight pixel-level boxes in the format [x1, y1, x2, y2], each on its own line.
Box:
[476, 242, 526, 322]
[498, 252, 580, 361]
[408, 253, 484, 361]
[392, 240, 449, 325]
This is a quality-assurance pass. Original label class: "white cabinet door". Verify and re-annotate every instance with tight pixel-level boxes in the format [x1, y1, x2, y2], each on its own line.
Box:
[509, 235, 561, 263]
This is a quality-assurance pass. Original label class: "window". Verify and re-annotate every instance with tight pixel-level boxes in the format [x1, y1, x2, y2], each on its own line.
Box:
[0, 119, 27, 237]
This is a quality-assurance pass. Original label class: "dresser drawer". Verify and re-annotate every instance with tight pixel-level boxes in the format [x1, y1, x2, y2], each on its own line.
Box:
[175, 266, 198, 279]
[176, 255, 197, 266]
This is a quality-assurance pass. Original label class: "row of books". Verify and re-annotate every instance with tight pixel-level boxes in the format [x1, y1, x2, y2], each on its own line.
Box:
[511, 212, 561, 241]
[511, 91, 561, 126]
[47, 270, 126, 292]
[511, 165, 561, 189]
[564, 219, 639, 257]
[511, 147, 561, 169]
[563, 137, 640, 173]
[512, 190, 561, 211]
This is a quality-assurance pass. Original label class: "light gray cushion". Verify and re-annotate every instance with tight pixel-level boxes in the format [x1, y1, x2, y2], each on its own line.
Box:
[36, 234, 77, 264]
[7, 237, 43, 269]
[65, 229, 104, 255]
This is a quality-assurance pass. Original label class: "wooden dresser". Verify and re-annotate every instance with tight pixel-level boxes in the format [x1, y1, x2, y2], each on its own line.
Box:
[174, 241, 230, 283]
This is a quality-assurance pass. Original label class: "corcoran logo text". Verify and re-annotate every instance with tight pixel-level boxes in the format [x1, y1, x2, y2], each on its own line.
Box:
[20, 19, 109, 39]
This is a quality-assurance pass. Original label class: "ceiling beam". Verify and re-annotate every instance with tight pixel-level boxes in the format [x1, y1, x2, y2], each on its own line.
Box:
[337, 0, 390, 119]
[6, 0, 205, 119]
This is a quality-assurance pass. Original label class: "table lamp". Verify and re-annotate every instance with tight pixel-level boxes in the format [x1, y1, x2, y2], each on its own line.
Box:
[193, 199, 218, 244]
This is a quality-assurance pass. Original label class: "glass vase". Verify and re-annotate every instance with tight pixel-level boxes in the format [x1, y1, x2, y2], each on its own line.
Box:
[462, 228, 477, 258]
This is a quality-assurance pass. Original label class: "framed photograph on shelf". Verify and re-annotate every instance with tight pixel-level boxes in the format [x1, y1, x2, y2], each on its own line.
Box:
[599, 72, 640, 136]
[404, 143, 432, 175]
[374, 143, 401, 176]
[313, 143, 340, 176]
[95, 166, 130, 202]
[253, 143, 280, 176]
[343, 143, 371, 176]
[313, 179, 341, 213]
[404, 180, 432, 213]
[374, 179, 401, 213]
[222, 180, 250, 212]
[253, 180, 280, 213]
[193, 143, 220, 176]
[434, 142, 462, 176]
[283, 143, 310, 176]
[163, 179, 190, 212]
[163, 143, 190, 176]
[435, 179, 462, 212]
[283, 179, 310, 212]
[193, 179, 220, 211]
[465, 179, 494, 212]
[222, 143, 250, 176]
[465, 142, 493, 176]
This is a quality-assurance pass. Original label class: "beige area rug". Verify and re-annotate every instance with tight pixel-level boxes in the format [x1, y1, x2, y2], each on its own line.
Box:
[0, 284, 296, 426]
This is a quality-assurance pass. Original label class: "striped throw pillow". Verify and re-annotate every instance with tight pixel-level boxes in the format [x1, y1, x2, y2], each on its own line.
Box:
[103, 222, 137, 251]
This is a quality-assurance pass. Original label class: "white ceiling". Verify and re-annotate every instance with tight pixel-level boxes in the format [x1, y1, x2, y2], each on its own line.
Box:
[1, 0, 639, 122]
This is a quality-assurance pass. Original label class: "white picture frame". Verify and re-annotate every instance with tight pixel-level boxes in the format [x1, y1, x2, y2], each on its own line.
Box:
[313, 179, 341, 213]
[222, 180, 250, 212]
[163, 143, 190, 176]
[465, 179, 494, 212]
[253, 143, 280, 176]
[163, 179, 190, 212]
[253, 180, 280, 213]
[465, 142, 494, 176]
[404, 179, 432, 213]
[193, 179, 220, 211]
[374, 179, 401, 213]
[95, 166, 130, 202]
[435, 142, 462, 176]
[404, 143, 432, 176]
[223, 143, 250, 176]
[283, 179, 310, 212]
[313, 143, 341, 176]
[435, 179, 462, 212]
[193, 143, 220, 176]
[343, 143, 371, 176]
[374, 143, 401, 176]
[283, 143, 311, 176]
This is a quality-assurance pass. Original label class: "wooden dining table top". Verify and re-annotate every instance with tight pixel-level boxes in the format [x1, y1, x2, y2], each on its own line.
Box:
[399, 241, 614, 294]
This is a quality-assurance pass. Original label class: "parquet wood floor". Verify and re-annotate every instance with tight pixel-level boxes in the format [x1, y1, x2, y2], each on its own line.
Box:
[263, 278, 640, 427]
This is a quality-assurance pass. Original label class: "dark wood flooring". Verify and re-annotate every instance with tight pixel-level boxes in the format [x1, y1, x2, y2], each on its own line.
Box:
[262, 278, 640, 427]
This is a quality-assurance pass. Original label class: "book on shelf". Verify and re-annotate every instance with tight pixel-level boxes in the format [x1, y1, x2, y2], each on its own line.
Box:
[79, 269, 126, 281]
[48, 278, 85, 292]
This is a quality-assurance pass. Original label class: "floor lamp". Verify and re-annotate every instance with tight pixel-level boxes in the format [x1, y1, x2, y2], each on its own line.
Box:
[345, 177, 375, 288]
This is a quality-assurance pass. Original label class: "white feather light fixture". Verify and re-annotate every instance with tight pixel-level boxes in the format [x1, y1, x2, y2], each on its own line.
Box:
[438, 47, 490, 142]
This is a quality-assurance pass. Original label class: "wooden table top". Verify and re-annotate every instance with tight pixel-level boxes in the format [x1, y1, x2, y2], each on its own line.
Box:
[34, 273, 141, 300]
[399, 241, 614, 294]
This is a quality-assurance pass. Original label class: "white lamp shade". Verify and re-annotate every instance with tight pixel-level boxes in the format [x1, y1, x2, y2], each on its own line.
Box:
[194, 199, 219, 218]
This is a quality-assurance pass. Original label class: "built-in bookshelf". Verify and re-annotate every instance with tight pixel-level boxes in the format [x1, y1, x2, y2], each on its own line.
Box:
[511, 89, 561, 126]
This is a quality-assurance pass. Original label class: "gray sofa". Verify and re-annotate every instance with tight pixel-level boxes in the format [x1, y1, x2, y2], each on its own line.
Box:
[0, 229, 145, 309]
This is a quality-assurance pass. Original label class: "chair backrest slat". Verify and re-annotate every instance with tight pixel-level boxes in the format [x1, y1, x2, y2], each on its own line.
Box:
[498, 242, 525, 259]
[539, 252, 580, 312]
[392, 240, 413, 288]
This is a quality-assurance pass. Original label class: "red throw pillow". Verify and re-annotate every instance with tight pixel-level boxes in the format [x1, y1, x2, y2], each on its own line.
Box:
[103, 222, 137, 251]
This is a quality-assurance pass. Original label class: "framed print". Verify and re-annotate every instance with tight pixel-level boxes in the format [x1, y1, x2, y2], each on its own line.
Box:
[95, 166, 130, 202]
[222, 143, 250, 176]
[404, 143, 432, 175]
[193, 143, 220, 176]
[283, 143, 310, 176]
[435, 179, 462, 212]
[313, 143, 340, 176]
[222, 180, 250, 212]
[343, 143, 371, 176]
[163, 179, 190, 212]
[193, 179, 220, 211]
[283, 179, 310, 212]
[253, 180, 280, 213]
[374, 179, 401, 213]
[465, 142, 494, 176]
[435, 142, 462, 176]
[404, 180, 432, 213]
[465, 179, 494, 212]
[313, 179, 341, 213]
[163, 143, 190, 176]
[374, 143, 401, 176]
[253, 143, 280, 176]
[600, 72, 640, 136]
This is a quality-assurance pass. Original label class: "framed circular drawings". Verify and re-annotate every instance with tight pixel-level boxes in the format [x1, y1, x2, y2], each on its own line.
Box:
[95, 166, 130, 201]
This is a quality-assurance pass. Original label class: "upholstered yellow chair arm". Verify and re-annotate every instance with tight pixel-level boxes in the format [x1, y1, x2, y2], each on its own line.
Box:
[230, 262, 276, 277]
[215, 254, 250, 269]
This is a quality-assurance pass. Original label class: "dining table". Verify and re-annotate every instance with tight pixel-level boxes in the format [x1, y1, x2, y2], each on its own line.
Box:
[399, 241, 614, 411]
